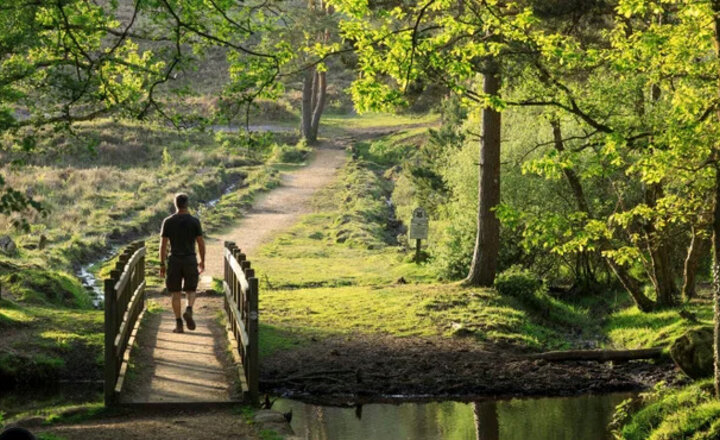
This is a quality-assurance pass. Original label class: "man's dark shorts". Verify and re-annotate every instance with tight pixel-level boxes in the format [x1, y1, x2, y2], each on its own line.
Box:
[166, 255, 199, 292]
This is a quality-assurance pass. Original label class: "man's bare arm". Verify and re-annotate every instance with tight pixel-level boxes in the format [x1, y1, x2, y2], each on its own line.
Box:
[160, 237, 169, 276]
[196, 236, 206, 273]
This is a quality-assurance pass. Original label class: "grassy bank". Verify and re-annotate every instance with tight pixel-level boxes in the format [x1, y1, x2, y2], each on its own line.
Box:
[614, 380, 720, 440]
[603, 292, 718, 439]
[1, 119, 285, 268]
[0, 119, 300, 388]
[604, 294, 713, 350]
[0, 267, 102, 387]
[256, 134, 596, 360]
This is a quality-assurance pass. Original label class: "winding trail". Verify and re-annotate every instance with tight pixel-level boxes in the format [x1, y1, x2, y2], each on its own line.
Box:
[202, 138, 348, 280]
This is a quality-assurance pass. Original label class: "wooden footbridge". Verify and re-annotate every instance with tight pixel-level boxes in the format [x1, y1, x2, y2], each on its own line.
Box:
[102, 240, 259, 407]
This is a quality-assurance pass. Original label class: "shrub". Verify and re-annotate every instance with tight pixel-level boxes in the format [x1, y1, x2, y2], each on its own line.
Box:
[270, 140, 310, 163]
[494, 265, 544, 299]
[494, 266, 587, 330]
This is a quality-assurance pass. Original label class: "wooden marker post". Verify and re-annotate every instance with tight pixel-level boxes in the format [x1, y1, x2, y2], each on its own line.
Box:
[409, 207, 429, 263]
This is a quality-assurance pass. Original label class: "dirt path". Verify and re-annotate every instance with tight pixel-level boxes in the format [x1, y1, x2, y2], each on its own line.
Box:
[34, 408, 257, 440]
[203, 138, 348, 281]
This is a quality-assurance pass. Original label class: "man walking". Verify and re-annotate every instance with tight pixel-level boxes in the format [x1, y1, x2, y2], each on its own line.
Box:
[159, 193, 206, 333]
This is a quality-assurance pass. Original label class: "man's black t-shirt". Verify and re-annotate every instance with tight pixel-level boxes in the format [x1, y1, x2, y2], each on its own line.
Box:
[160, 213, 203, 257]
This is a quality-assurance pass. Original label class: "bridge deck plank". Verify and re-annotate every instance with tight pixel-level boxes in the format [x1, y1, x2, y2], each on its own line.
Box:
[119, 292, 245, 404]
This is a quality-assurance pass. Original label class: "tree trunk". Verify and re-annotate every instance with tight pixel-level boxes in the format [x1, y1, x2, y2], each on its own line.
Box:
[464, 60, 501, 287]
[551, 120, 655, 309]
[713, 167, 720, 397]
[648, 241, 678, 307]
[683, 226, 710, 301]
[606, 259, 656, 312]
[709, 0, 720, 398]
[309, 69, 327, 142]
[551, 120, 590, 215]
[301, 67, 314, 142]
[643, 184, 678, 307]
[551, 119, 596, 290]
[528, 347, 664, 362]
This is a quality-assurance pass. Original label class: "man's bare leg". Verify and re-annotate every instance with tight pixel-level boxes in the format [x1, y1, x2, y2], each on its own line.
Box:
[186, 291, 196, 308]
[171, 291, 184, 333]
[183, 291, 197, 330]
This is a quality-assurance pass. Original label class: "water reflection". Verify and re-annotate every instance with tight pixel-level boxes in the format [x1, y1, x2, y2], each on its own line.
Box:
[273, 393, 632, 440]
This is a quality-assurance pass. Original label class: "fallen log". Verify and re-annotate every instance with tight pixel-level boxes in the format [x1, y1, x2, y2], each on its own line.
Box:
[527, 347, 665, 362]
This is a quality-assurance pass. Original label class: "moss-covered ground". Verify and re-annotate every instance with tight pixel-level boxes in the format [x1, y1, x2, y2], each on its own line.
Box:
[601, 292, 720, 439]
[613, 380, 720, 440]
[604, 294, 713, 350]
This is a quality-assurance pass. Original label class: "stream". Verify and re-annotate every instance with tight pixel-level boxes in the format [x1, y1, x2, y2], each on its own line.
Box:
[76, 245, 121, 308]
[0, 389, 631, 439]
[273, 393, 631, 440]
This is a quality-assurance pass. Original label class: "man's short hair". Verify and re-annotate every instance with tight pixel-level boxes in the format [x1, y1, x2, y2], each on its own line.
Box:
[175, 193, 189, 209]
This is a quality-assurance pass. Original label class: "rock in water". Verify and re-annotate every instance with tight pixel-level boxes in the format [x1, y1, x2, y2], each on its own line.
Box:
[670, 326, 714, 379]
[0, 236, 16, 255]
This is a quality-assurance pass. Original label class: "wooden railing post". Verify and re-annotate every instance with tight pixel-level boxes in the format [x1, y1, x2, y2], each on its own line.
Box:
[247, 272, 259, 403]
[104, 276, 117, 406]
[220, 242, 260, 405]
[138, 240, 145, 309]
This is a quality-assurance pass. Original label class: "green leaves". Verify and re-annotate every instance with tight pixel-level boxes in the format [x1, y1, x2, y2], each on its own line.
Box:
[0, 173, 45, 232]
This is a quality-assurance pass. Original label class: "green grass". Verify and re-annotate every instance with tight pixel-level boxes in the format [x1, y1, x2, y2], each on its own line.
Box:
[605, 296, 713, 349]
[37, 434, 68, 440]
[4, 402, 106, 430]
[616, 380, 720, 440]
[255, 137, 595, 359]
[0, 296, 103, 385]
[256, 213, 431, 289]
[2, 118, 280, 272]
[260, 283, 584, 358]
[322, 112, 439, 130]
[0, 268, 91, 308]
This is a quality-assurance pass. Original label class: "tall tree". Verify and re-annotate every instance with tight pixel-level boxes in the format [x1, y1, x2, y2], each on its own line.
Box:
[710, 0, 720, 398]
[465, 61, 502, 286]
[1, 0, 290, 226]
[328, 0, 543, 286]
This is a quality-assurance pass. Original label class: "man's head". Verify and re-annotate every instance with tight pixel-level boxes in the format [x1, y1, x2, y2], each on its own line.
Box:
[175, 193, 189, 211]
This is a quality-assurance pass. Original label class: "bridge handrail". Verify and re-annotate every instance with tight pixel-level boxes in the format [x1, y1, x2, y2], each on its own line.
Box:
[222, 241, 259, 404]
[104, 241, 146, 406]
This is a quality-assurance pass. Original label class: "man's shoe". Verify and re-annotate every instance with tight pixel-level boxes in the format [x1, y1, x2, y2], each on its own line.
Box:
[173, 319, 184, 333]
[183, 309, 196, 331]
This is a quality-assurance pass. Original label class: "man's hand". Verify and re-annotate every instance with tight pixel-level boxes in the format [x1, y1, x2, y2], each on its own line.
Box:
[198, 261, 205, 274]
[160, 265, 166, 278]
